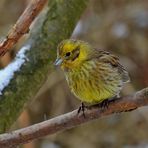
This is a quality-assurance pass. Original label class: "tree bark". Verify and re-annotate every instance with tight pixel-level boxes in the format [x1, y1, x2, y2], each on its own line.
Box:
[0, 0, 88, 133]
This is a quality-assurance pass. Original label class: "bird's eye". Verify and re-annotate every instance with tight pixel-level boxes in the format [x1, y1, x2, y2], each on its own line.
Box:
[65, 52, 71, 57]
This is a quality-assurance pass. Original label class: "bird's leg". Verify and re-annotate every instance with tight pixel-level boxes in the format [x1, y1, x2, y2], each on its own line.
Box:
[98, 95, 120, 109]
[98, 96, 137, 113]
[99, 99, 110, 109]
[77, 102, 86, 118]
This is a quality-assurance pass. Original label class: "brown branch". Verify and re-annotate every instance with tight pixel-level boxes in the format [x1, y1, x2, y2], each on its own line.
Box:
[0, 87, 148, 147]
[0, 0, 47, 57]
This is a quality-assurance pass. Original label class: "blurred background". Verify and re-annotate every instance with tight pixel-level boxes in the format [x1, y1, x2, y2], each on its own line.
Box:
[0, 0, 148, 148]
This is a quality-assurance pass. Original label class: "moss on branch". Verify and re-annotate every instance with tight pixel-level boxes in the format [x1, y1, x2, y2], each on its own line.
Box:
[0, 0, 88, 133]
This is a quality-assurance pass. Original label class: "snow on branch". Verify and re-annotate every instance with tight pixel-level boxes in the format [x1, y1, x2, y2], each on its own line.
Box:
[0, 87, 147, 147]
[0, 0, 47, 57]
[0, 0, 89, 134]
[0, 45, 30, 95]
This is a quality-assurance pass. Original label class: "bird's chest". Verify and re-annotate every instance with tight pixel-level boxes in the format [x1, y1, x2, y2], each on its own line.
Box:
[65, 64, 100, 103]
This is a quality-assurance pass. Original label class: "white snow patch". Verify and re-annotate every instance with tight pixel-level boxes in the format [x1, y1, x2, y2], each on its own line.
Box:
[72, 21, 83, 37]
[0, 45, 30, 95]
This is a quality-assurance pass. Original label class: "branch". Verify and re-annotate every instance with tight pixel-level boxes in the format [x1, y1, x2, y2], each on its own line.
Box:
[0, 0, 47, 57]
[0, 87, 147, 148]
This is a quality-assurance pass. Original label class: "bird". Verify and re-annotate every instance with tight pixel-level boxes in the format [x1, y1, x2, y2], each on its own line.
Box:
[54, 39, 130, 114]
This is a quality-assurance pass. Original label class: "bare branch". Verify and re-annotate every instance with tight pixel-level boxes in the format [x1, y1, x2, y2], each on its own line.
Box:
[0, 0, 47, 57]
[0, 87, 147, 148]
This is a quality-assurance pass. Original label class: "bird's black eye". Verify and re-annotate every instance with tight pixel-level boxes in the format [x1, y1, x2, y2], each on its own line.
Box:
[65, 52, 71, 57]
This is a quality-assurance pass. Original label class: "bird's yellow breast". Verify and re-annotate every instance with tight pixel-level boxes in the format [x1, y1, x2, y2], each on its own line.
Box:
[65, 61, 121, 104]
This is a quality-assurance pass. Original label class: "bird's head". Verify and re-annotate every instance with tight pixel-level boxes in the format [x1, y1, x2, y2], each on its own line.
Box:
[54, 39, 92, 70]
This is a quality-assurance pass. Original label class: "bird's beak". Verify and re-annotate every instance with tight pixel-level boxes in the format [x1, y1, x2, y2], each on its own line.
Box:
[54, 58, 63, 66]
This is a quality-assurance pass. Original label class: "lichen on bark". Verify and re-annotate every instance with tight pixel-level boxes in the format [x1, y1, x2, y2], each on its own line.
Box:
[0, 0, 88, 133]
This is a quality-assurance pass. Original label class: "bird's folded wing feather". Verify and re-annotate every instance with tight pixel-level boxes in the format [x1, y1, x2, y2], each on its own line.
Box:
[95, 50, 130, 83]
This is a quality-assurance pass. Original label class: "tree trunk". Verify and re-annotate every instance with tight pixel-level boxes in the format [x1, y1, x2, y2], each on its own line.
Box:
[0, 0, 88, 133]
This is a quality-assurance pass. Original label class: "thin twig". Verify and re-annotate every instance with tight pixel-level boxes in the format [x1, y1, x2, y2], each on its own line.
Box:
[0, 0, 47, 57]
[0, 87, 147, 147]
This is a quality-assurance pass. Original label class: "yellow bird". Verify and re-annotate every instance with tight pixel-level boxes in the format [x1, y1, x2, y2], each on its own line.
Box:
[55, 39, 130, 112]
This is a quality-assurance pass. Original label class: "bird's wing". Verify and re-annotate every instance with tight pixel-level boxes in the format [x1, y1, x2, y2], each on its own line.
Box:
[94, 49, 130, 83]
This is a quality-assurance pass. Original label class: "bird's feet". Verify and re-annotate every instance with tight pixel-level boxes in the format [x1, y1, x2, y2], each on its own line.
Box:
[98, 99, 110, 109]
[77, 102, 87, 118]
[98, 96, 119, 109]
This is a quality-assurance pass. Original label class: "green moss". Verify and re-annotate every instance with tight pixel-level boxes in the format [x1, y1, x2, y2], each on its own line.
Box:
[0, 0, 88, 133]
